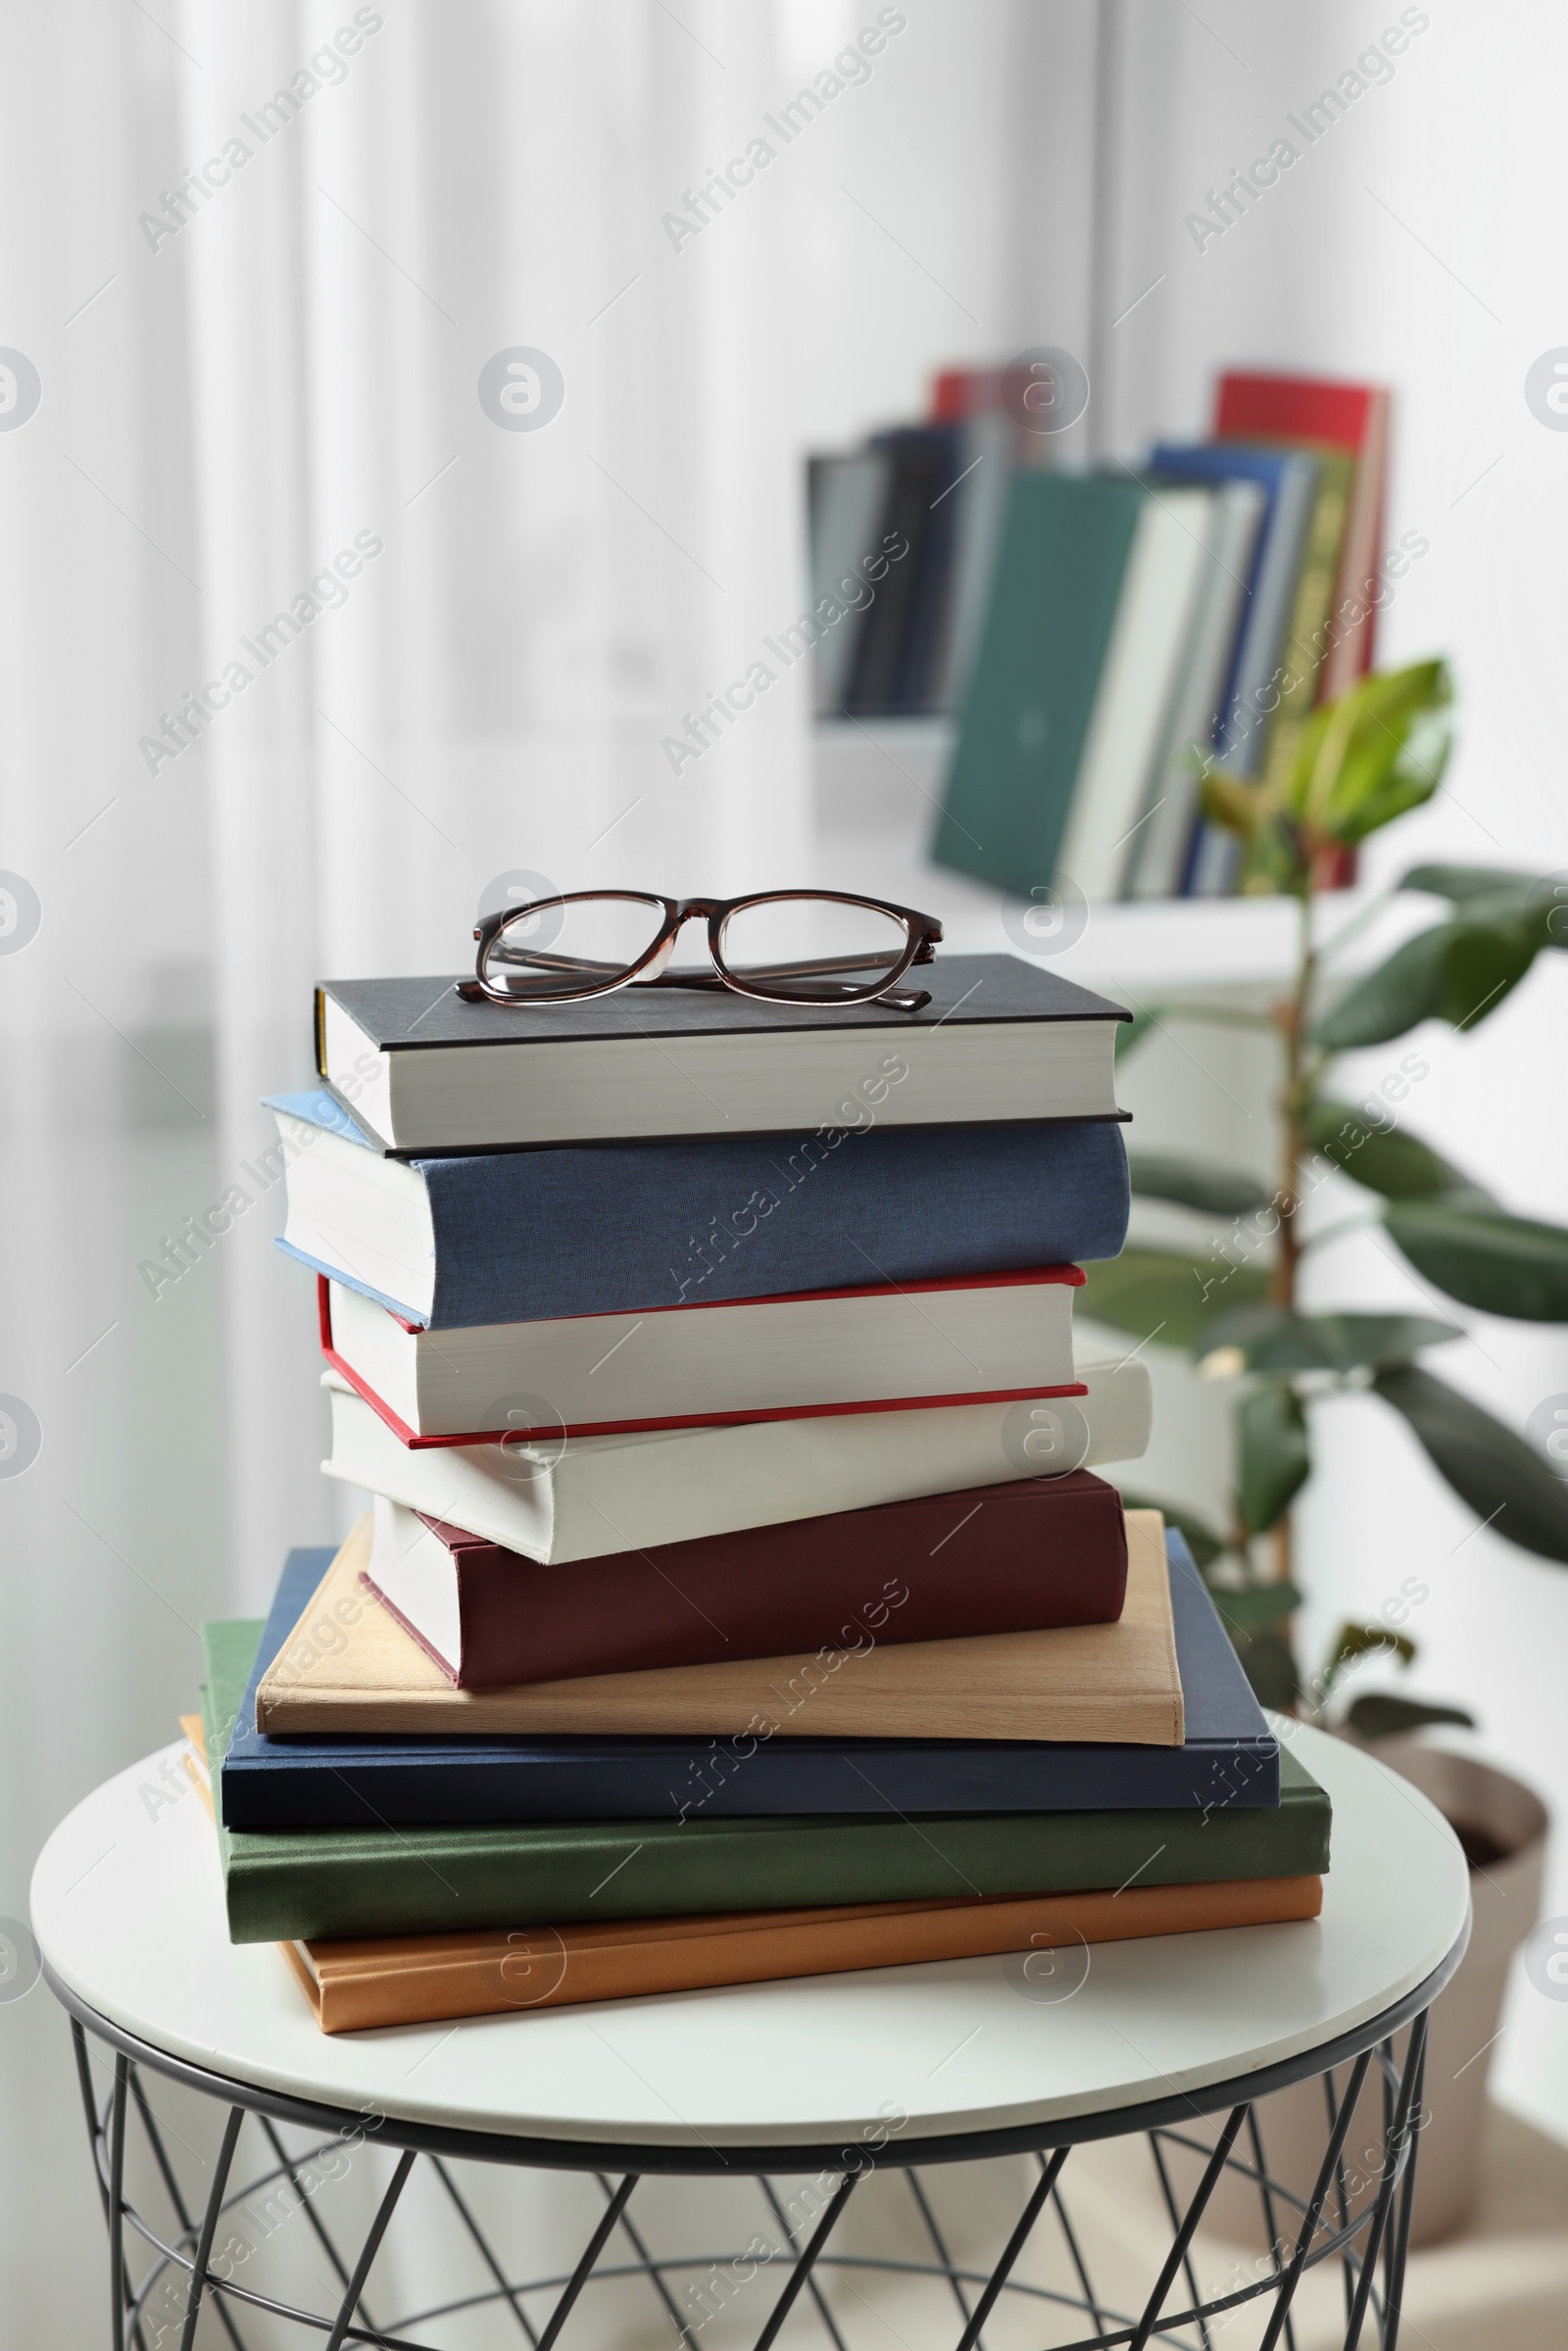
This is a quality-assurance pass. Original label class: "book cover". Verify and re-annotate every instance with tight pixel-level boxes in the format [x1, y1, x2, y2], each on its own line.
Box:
[843, 427, 956, 715]
[1124, 479, 1265, 901]
[202, 1655, 1329, 1945]
[269, 1091, 1132, 1330]
[1147, 444, 1319, 896]
[807, 449, 893, 714]
[319, 1354, 1155, 1565]
[889, 424, 966, 713]
[1144, 444, 1321, 776]
[318, 953, 1132, 1152]
[931, 411, 1015, 712]
[220, 1527, 1281, 1832]
[251, 1508, 1183, 1744]
[931, 473, 1145, 895]
[1052, 486, 1215, 903]
[366, 1466, 1129, 1688]
[283, 1876, 1323, 2032]
[318, 1265, 1086, 1447]
[320, 953, 1125, 1059]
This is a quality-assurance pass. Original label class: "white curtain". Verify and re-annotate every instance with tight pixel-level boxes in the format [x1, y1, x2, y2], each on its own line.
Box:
[171, 2, 814, 1602]
[0, 2, 1094, 2331]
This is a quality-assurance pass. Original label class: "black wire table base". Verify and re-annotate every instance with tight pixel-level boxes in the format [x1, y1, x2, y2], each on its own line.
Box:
[56, 1959, 1452, 2351]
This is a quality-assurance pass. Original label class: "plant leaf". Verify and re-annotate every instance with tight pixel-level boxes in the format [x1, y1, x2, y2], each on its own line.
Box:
[1344, 1691, 1476, 1740]
[1195, 1303, 1460, 1373]
[1324, 1619, 1418, 1680]
[1195, 1304, 1338, 1372]
[1233, 1629, 1299, 1711]
[1385, 1203, 1568, 1321]
[1313, 915, 1538, 1049]
[1373, 1364, 1568, 1562]
[1312, 1312, 1464, 1366]
[1118, 1493, 1228, 1569]
[1126, 1153, 1273, 1216]
[1078, 1249, 1271, 1350]
[1116, 1008, 1158, 1058]
[1304, 1099, 1495, 1205]
[1402, 861, 1541, 905]
[1288, 661, 1453, 845]
[1402, 863, 1568, 951]
[1209, 1582, 1303, 1637]
[1200, 766, 1267, 837]
[1237, 1381, 1310, 1536]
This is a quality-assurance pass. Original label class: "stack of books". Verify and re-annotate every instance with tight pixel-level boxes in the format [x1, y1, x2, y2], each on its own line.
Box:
[808, 367, 1393, 901]
[190, 954, 1332, 2033]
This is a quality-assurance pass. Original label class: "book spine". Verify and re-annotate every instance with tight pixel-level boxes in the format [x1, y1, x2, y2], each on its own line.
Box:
[1255, 456, 1352, 801]
[412, 1120, 1131, 1330]
[222, 1734, 1281, 1830]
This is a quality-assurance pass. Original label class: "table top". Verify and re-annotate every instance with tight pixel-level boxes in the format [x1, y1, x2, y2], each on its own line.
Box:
[32, 1719, 1468, 2156]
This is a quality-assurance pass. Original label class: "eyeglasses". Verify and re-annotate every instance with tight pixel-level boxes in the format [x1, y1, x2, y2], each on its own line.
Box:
[459, 890, 944, 1011]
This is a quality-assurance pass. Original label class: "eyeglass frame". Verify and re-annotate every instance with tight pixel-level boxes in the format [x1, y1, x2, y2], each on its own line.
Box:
[462, 889, 945, 1011]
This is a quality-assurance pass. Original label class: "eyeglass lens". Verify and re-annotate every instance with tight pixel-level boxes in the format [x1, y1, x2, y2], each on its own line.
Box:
[480, 894, 666, 1001]
[717, 898, 913, 999]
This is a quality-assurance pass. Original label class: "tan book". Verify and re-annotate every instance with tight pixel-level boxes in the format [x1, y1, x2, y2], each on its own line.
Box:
[255, 1509, 1182, 1744]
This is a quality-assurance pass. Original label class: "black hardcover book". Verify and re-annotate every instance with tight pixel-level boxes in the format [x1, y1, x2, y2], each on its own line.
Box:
[316, 953, 1131, 1151]
[844, 427, 950, 716]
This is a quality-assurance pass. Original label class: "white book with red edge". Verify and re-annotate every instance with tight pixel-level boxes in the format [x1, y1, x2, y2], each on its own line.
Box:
[318, 1265, 1085, 1445]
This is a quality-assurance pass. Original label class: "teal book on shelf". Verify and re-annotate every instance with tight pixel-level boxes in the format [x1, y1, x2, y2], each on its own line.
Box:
[930, 470, 1144, 896]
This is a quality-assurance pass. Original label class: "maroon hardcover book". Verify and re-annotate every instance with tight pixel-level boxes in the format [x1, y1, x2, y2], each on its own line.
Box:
[362, 1473, 1129, 1689]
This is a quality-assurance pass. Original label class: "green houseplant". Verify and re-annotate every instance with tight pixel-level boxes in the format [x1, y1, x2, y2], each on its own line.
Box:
[1081, 658, 1568, 1726]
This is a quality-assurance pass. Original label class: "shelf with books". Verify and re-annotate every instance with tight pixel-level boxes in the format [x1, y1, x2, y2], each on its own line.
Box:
[807, 364, 1392, 911]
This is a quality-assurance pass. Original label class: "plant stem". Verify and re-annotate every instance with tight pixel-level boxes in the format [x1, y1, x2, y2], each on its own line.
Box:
[1267, 869, 1321, 1599]
[1139, 1000, 1279, 1031]
[1272, 884, 1317, 1314]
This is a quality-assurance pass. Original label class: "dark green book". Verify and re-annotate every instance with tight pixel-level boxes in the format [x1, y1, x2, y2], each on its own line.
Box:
[201, 1619, 1331, 1945]
[931, 471, 1144, 894]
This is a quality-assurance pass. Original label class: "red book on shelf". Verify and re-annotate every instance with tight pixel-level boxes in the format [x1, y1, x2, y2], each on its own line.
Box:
[365, 1472, 1129, 1687]
[930, 366, 1007, 422]
[318, 1266, 1088, 1449]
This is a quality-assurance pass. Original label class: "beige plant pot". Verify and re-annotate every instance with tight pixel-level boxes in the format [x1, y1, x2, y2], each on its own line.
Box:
[1176, 1739, 1547, 2251]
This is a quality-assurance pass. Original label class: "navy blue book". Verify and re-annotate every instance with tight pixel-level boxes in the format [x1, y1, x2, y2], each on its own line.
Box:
[265, 1088, 1130, 1329]
[219, 1533, 1277, 1829]
[1144, 443, 1319, 772]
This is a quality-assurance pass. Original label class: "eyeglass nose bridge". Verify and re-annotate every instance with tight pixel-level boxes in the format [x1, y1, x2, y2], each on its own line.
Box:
[641, 899, 726, 982]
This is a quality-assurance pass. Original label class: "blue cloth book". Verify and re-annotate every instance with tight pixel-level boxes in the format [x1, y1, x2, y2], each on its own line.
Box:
[1145, 442, 1320, 898]
[1145, 443, 1320, 772]
[218, 1533, 1277, 1829]
[265, 1089, 1130, 1329]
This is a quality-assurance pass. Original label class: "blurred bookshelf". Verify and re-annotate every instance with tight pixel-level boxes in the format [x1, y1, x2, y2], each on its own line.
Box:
[807, 362, 1394, 939]
[808, 716, 1425, 997]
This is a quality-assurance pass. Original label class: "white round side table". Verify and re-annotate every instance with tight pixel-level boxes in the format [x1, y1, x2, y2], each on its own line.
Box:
[31, 1718, 1469, 2351]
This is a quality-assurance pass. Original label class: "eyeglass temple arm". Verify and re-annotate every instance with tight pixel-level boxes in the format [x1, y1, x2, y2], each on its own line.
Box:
[644, 971, 931, 1009]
